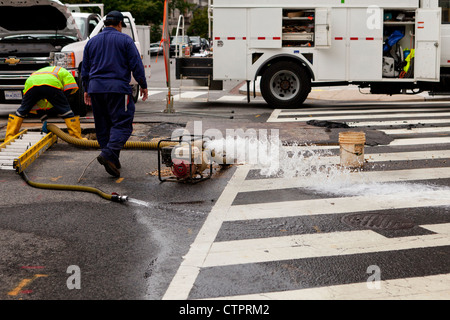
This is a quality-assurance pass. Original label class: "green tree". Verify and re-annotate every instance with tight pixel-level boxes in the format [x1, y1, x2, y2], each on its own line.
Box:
[64, 0, 164, 25]
[169, 0, 196, 17]
[150, 25, 162, 43]
[187, 7, 209, 38]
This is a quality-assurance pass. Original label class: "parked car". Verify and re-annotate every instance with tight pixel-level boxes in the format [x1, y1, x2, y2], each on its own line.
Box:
[189, 36, 202, 53]
[201, 38, 210, 51]
[0, 0, 149, 116]
[0, 0, 82, 112]
[170, 35, 192, 57]
[150, 42, 163, 56]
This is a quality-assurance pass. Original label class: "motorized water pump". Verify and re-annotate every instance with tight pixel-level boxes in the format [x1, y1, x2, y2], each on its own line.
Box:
[157, 136, 215, 183]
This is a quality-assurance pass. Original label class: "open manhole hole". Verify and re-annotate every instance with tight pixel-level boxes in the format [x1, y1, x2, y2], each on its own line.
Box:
[341, 213, 415, 230]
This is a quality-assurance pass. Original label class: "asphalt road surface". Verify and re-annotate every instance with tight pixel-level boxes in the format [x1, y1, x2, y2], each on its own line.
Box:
[1, 56, 449, 307]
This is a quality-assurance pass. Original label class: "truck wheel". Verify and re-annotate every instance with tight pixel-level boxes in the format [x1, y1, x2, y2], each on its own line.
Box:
[70, 77, 88, 117]
[131, 84, 139, 103]
[260, 61, 311, 108]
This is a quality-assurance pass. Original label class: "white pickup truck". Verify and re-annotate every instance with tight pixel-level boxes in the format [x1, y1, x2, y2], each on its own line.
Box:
[0, 0, 151, 116]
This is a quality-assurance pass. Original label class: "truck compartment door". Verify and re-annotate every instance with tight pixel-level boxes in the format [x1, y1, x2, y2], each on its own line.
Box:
[348, 8, 383, 80]
[213, 8, 247, 79]
[415, 8, 441, 81]
[249, 8, 282, 49]
[316, 8, 347, 80]
[315, 8, 331, 48]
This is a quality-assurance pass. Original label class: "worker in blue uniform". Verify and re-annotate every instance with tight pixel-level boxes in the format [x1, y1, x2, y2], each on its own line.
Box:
[81, 10, 148, 178]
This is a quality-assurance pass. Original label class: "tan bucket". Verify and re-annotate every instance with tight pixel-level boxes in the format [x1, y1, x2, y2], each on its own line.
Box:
[339, 131, 366, 168]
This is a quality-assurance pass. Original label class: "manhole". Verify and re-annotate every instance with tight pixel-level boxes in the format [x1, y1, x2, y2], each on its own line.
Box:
[341, 213, 415, 230]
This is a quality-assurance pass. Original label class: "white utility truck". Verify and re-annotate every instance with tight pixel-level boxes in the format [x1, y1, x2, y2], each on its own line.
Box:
[176, 0, 450, 107]
[0, 0, 151, 116]
[59, 14, 152, 112]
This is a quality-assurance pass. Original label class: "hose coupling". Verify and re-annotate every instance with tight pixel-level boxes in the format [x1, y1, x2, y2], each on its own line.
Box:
[111, 193, 129, 203]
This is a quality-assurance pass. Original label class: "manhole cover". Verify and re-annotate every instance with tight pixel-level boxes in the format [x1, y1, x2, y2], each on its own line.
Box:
[341, 213, 415, 230]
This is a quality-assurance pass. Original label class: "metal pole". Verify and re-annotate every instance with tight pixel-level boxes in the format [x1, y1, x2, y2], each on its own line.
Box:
[162, 0, 174, 113]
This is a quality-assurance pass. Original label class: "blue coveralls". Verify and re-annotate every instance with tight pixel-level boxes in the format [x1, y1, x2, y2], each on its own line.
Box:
[81, 27, 147, 167]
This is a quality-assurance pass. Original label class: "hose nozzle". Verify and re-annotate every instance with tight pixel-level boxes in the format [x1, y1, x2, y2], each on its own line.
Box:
[111, 194, 129, 203]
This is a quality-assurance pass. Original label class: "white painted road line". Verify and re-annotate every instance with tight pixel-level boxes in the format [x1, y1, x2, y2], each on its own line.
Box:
[225, 190, 450, 221]
[240, 166, 450, 193]
[203, 224, 450, 267]
[217, 96, 247, 102]
[206, 273, 450, 300]
[162, 165, 251, 300]
[274, 107, 450, 117]
[380, 126, 450, 135]
[272, 112, 450, 123]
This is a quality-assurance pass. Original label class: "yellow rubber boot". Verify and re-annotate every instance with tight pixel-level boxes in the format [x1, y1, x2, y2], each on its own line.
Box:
[5, 114, 24, 142]
[64, 116, 87, 140]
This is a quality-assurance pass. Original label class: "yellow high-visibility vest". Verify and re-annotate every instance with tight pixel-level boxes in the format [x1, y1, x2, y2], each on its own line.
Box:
[23, 66, 78, 113]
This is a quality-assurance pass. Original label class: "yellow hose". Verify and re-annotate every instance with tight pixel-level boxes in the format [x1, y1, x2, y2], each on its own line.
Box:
[20, 124, 178, 203]
[46, 123, 177, 149]
[20, 171, 127, 202]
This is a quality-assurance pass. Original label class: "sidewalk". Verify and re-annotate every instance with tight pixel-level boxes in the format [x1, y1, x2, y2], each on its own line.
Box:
[239, 78, 449, 102]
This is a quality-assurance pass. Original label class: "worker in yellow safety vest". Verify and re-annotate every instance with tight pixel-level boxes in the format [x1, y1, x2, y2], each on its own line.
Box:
[4, 66, 85, 142]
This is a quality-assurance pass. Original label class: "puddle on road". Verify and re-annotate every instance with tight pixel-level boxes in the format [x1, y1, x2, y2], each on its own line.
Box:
[128, 198, 155, 208]
[128, 136, 450, 208]
[127, 198, 208, 216]
[206, 136, 450, 198]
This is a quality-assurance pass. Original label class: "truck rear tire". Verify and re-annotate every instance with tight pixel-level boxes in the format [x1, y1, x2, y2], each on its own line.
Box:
[260, 61, 311, 108]
[69, 77, 88, 117]
[131, 84, 139, 103]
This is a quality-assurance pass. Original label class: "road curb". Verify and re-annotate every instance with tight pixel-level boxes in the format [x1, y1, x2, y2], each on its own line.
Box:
[238, 80, 450, 103]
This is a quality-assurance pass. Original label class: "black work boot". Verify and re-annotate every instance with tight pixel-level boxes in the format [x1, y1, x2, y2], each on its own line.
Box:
[97, 155, 120, 178]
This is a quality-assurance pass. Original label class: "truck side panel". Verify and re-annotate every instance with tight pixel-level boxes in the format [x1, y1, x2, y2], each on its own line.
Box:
[213, 8, 247, 79]
[137, 25, 152, 82]
[347, 8, 383, 80]
[249, 8, 282, 49]
[213, 0, 419, 9]
[415, 8, 441, 80]
[315, 8, 347, 80]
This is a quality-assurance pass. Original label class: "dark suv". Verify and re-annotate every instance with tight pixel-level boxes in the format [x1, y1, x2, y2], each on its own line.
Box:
[189, 36, 201, 53]
[170, 35, 192, 57]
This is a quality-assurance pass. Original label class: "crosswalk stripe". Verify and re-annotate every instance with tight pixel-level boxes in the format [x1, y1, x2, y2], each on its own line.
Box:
[388, 137, 450, 145]
[162, 165, 251, 300]
[202, 224, 450, 267]
[173, 92, 207, 101]
[349, 119, 450, 127]
[240, 166, 450, 193]
[274, 107, 450, 117]
[381, 127, 450, 135]
[165, 105, 450, 300]
[270, 117, 450, 126]
[225, 189, 450, 221]
[276, 112, 450, 122]
[147, 90, 164, 96]
[217, 96, 247, 102]
[206, 273, 450, 300]
[276, 148, 450, 165]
